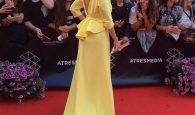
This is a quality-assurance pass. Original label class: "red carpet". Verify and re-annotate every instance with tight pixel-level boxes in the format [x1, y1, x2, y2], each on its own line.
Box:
[0, 86, 194, 115]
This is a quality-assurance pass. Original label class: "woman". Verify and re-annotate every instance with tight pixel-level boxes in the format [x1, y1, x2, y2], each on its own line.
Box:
[111, 0, 131, 53]
[0, 0, 28, 46]
[0, 2, 12, 28]
[178, 0, 195, 42]
[178, 0, 195, 29]
[22, 0, 54, 40]
[48, 0, 79, 41]
[129, 0, 158, 53]
[156, 0, 183, 40]
[63, 0, 119, 115]
[48, 0, 80, 59]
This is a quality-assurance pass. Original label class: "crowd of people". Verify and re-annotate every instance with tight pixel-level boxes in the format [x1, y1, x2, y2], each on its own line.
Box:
[0, 0, 195, 53]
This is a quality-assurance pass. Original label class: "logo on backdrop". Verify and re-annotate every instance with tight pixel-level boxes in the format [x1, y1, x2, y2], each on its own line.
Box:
[57, 60, 76, 66]
[129, 58, 163, 64]
[20, 51, 40, 70]
[111, 55, 116, 69]
[166, 48, 184, 62]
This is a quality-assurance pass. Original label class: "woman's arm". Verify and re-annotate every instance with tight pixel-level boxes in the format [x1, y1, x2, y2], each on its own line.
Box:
[24, 21, 38, 33]
[41, 0, 55, 9]
[130, 20, 143, 31]
[129, 6, 143, 31]
[156, 25, 167, 31]
[156, 25, 180, 34]
[99, 0, 119, 49]
[58, 23, 77, 32]
[76, 15, 85, 20]
[142, 12, 154, 31]
[14, 13, 24, 24]
[24, 21, 44, 39]
[109, 27, 119, 50]
[0, 4, 12, 14]
[70, 0, 84, 18]
[67, 23, 77, 31]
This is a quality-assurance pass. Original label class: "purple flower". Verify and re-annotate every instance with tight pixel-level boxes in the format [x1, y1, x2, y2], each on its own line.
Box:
[0, 80, 3, 85]
[26, 91, 31, 95]
[9, 82, 15, 86]
[191, 88, 195, 93]
[166, 57, 195, 95]
[181, 58, 191, 65]
[18, 95, 24, 99]
[165, 78, 171, 85]
[0, 61, 45, 103]
[191, 57, 195, 63]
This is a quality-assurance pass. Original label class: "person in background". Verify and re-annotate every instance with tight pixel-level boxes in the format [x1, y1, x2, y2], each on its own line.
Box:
[111, 0, 131, 53]
[47, 0, 80, 58]
[178, 0, 195, 42]
[156, 0, 183, 41]
[47, 0, 79, 41]
[0, 0, 28, 46]
[129, 0, 158, 53]
[178, 0, 195, 29]
[0, 1, 12, 28]
[22, 0, 54, 41]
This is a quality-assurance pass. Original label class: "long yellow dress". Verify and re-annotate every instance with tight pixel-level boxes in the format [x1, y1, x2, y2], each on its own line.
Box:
[63, 0, 115, 115]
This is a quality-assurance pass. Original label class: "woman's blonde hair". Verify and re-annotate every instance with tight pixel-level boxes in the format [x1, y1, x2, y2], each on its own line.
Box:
[179, 0, 191, 11]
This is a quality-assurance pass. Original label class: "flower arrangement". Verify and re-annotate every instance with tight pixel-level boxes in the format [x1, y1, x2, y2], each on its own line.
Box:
[0, 61, 46, 103]
[165, 57, 195, 95]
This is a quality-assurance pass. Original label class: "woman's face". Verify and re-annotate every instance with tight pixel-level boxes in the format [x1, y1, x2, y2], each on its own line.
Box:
[187, 0, 192, 7]
[140, 0, 149, 8]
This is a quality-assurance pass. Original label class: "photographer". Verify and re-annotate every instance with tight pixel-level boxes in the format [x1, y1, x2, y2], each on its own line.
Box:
[129, 0, 158, 53]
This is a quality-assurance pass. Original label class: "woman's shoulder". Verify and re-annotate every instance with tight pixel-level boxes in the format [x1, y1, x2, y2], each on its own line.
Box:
[173, 5, 183, 12]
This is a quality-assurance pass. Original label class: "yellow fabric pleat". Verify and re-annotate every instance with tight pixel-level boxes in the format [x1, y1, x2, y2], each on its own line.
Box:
[63, 31, 115, 115]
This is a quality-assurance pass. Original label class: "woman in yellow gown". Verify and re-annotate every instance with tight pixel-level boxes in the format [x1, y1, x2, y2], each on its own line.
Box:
[63, 0, 119, 115]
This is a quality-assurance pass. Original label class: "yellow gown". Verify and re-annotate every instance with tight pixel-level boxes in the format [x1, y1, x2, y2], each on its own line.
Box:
[63, 0, 115, 115]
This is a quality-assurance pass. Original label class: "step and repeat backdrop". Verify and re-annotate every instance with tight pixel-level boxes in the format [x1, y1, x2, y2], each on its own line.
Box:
[1, 28, 195, 88]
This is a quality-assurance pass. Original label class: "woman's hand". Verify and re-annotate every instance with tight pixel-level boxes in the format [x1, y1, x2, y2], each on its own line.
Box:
[35, 27, 44, 40]
[119, 20, 125, 27]
[13, 13, 24, 24]
[114, 21, 121, 28]
[165, 26, 175, 33]
[113, 40, 120, 51]
[137, 12, 143, 21]
[114, 20, 125, 28]
[61, 32, 69, 40]
[58, 25, 71, 32]
[0, 4, 12, 14]
[171, 26, 181, 35]
[179, 24, 187, 30]
[6, 15, 14, 23]
[165, 26, 181, 35]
